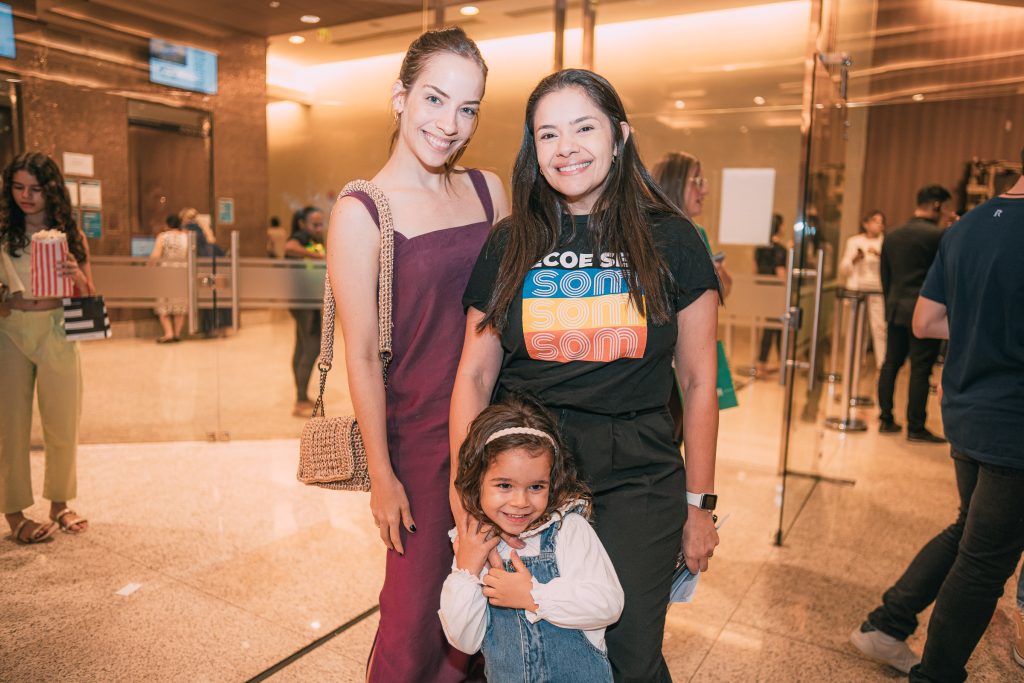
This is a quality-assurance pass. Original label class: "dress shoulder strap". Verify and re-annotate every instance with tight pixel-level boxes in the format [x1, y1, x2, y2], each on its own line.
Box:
[467, 168, 494, 225]
[346, 190, 381, 229]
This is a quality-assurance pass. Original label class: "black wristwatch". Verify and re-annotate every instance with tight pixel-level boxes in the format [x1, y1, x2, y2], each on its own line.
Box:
[686, 492, 718, 511]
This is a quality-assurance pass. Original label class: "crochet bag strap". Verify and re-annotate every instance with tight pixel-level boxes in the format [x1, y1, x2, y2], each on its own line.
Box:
[314, 180, 395, 417]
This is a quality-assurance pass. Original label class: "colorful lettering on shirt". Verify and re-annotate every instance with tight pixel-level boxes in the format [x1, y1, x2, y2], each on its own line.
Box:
[522, 260, 647, 362]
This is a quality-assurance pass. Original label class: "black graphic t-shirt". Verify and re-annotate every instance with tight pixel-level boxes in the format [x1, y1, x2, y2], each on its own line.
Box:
[463, 212, 719, 415]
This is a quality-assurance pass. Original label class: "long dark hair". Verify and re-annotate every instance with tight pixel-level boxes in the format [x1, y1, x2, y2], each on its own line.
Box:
[1, 152, 85, 262]
[479, 69, 680, 332]
[389, 26, 488, 178]
[455, 393, 591, 533]
[292, 205, 322, 234]
[651, 151, 700, 217]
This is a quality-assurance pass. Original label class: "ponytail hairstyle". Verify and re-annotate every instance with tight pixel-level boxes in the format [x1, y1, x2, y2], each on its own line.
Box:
[389, 26, 488, 178]
[479, 69, 681, 333]
[1, 152, 84, 262]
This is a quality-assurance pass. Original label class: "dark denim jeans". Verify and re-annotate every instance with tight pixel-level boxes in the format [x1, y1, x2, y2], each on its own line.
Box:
[867, 451, 1024, 683]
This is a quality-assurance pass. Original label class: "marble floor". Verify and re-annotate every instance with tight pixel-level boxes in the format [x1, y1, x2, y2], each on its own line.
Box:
[6, 319, 1023, 682]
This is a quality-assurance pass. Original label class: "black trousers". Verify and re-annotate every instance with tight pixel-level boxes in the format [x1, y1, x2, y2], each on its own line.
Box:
[877, 323, 940, 431]
[758, 328, 781, 363]
[868, 452, 1024, 682]
[559, 408, 685, 683]
[289, 308, 321, 401]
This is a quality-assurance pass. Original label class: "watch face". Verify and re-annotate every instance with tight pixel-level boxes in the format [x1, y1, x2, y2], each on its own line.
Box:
[701, 494, 718, 510]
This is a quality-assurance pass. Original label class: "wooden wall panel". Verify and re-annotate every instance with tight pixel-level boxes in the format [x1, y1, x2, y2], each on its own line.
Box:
[861, 94, 1024, 225]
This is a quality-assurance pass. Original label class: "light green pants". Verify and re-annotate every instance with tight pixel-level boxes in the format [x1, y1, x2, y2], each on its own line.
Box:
[0, 308, 82, 514]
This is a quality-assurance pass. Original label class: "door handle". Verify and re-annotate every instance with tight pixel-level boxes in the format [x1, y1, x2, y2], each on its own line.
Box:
[779, 248, 795, 387]
[805, 249, 825, 394]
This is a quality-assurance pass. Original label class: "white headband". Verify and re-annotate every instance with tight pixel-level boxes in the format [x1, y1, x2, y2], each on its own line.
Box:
[485, 427, 557, 452]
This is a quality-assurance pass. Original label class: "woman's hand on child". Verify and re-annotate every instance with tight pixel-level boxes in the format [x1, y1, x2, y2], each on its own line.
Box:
[682, 508, 720, 574]
[483, 549, 538, 611]
[369, 473, 416, 555]
[454, 514, 500, 575]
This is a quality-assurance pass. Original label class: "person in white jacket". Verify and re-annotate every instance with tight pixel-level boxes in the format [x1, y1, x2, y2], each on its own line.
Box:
[439, 395, 624, 683]
[839, 210, 888, 366]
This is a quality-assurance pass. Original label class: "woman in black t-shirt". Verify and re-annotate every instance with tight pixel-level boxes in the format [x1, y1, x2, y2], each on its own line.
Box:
[450, 69, 720, 682]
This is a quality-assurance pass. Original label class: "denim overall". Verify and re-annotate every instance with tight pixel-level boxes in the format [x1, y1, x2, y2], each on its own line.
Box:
[482, 520, 613, 683]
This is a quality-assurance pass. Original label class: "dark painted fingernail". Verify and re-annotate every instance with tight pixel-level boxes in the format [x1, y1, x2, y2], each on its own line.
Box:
[409, 524, 417, 533]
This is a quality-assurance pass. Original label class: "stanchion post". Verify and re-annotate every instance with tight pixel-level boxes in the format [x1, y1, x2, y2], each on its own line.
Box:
[826, 290, 867, 432]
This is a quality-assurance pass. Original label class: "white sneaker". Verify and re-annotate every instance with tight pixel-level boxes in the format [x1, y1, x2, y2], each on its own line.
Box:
[849, 625, 921, 674]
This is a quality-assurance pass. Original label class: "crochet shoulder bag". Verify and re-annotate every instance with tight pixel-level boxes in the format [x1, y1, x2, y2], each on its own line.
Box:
[296, 180, 394, 492]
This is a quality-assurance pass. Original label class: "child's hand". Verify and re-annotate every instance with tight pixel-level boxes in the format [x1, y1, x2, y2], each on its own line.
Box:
[483, 549, 538, 611]
[454, 514, 500, 576]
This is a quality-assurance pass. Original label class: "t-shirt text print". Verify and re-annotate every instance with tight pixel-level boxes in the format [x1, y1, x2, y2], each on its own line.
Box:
[522, 250, 647, 363]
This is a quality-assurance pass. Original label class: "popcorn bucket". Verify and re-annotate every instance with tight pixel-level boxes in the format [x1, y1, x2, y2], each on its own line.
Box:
[31, 231, 74, 298]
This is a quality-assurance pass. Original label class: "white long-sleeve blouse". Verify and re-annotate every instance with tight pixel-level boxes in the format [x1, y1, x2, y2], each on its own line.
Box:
[839, 233, 884, 291]
[437, 508, 624, 655]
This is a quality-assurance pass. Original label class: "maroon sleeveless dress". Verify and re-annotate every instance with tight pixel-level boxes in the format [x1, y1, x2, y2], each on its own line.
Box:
[351, 169, 493, 683]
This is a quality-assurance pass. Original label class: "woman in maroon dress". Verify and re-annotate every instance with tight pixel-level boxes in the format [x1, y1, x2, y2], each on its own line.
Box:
[326, 27, 508, 682]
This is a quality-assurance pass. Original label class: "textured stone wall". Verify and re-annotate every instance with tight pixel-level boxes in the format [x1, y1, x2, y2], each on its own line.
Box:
[6, 24, 267, 256]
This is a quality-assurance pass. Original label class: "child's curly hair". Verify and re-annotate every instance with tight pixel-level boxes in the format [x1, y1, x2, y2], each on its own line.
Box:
[455, 393, 592, 533]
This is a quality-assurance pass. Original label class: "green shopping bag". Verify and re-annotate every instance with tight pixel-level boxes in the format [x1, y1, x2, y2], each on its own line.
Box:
[715, 340, 738, 410]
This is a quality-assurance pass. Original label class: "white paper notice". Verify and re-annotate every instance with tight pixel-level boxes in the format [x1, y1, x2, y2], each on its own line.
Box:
[718, 168, 776, 245]
[62, 152, 94, 177]
[78, 180, 102, 209]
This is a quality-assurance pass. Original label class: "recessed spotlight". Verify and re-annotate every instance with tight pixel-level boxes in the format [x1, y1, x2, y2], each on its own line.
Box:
[739, 125, 749, 134]
[912, 93, 925, 101]
[300, 14, 320, 24]
[269, 1, 279, 6]
[460, 5, 480, 15]
[753, 96, 766, 105]
[288, 35, 306, 44]
[674, 99, 686, 109]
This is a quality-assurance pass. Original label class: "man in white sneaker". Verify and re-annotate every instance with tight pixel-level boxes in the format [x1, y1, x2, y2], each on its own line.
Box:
[851, 147, 1024, 682]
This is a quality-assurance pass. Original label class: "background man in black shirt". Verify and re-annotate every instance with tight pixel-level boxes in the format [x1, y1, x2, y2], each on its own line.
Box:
[851, 147, 1024, 681]
[876, 185, 953, 442]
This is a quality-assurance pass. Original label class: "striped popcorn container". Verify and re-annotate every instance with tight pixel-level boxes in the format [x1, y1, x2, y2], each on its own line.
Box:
[30, 231, 74, 298]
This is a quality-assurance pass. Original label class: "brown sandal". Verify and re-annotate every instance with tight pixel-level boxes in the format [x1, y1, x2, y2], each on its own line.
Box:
[52, 509, 88, 534]
[12, 519, 57, 544]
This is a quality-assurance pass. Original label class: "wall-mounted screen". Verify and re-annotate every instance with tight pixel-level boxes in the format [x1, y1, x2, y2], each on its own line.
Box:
[130, 235, 157, 257]
[0, 3, 16, 60]
[149, 39, 217, 95]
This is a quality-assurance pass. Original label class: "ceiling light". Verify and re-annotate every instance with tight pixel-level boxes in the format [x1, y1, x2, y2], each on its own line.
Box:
[674, 100, 685, 109]
[460, 5, 480, 15]
[912, 93, 925, 101]
[300, 15, 320, 24]
[269, 1, 279, 6]
[288, 35, 305, 44]
[739, 125, 749, 134]
[753, 96, 766, 105]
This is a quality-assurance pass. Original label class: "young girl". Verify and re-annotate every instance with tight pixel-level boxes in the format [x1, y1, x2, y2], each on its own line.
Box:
[1, 152, 94, 543]
[439, 395, 624, 683]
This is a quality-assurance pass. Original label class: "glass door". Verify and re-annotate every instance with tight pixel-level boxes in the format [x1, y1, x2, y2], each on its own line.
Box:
[774, 0, 853, 543]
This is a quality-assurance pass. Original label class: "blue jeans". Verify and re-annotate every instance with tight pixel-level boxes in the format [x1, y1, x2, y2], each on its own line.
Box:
[867, 451, 1024, 683]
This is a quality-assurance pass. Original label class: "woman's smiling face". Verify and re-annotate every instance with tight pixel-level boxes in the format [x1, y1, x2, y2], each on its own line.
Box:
[532, 86, 629, 215]
[393, 52, 484, 170]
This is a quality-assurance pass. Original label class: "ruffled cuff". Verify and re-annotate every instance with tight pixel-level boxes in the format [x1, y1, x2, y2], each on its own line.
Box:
[450, 566, 484, 585]
[524, 577, 544, 624]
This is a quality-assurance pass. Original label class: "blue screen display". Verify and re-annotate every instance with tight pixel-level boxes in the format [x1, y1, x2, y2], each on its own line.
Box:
[0, 3, 15, 60]
[149, 39, 217, 94]
[130, 235, 157, 258]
